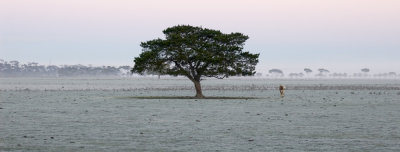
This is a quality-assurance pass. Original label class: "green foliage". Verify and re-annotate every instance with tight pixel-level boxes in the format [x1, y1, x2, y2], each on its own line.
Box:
[132, 25, 259, 82]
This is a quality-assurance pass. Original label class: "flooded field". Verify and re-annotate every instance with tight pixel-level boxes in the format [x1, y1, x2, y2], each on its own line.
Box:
[1, 77, 400, 151]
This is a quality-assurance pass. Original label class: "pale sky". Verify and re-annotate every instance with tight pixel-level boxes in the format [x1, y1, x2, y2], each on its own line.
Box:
[1, 0, 399, 73]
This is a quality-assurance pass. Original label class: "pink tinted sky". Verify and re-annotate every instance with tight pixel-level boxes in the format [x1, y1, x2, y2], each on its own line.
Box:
[1, 0, 399, 73]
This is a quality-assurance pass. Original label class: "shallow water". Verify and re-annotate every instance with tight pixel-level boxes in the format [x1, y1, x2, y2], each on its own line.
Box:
[1, 78, 400, 151]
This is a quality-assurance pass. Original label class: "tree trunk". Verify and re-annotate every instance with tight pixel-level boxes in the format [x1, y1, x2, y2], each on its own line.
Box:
[193, 80, 205, 98]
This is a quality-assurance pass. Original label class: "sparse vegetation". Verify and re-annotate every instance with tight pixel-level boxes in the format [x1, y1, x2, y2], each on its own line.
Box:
[1, 59, 398, 79]
[0, 59, 131, 77]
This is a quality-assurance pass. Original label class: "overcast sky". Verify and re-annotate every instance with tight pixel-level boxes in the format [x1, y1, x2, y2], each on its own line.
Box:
[1, 0, 399, 73]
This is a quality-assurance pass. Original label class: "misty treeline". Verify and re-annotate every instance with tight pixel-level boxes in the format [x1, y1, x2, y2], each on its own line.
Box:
[1, 59, 398, 78]
[261, 68, 398, 78]
[0, 59, 132, 77]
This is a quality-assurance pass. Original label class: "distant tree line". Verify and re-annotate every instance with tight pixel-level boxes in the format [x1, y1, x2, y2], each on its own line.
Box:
[2, 59, 398, 79]
[0, 59, 131, 77]
[257, 67, 399, 78]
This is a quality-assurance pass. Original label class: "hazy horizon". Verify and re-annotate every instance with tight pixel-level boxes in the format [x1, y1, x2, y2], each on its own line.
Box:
[1, 0, 400, 73]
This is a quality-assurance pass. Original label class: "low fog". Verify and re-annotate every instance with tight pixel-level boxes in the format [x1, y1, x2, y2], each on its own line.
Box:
[0, 59, 398, 79]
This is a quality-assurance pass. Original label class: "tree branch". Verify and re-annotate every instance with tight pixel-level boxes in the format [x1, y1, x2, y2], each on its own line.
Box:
[174, 61, 194, 81]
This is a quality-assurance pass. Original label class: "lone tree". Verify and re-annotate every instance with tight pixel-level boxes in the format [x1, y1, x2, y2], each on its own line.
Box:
[361, 68, 370, 73]
[317, 68, 330, 77]
[269, 69, 284, 77]
[304, 68, 312, 74]
[131, 25, 259, 98]
[361, 68, 370, 77]
[304, 68, 313, 78]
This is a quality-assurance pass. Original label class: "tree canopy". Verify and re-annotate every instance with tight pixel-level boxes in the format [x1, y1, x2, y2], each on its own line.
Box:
[269, 69, 283, 74]
[361, 68, 370, 73]
[304, 68, 312, 73]
[131, 25, 259, 98]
